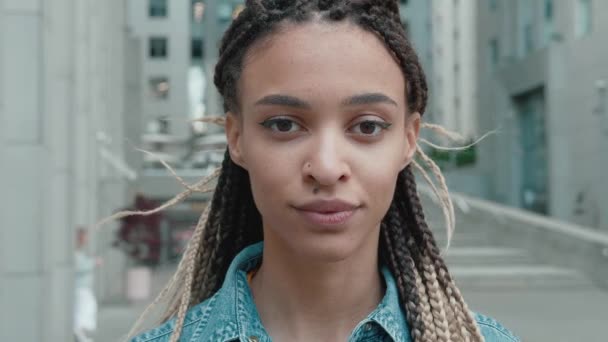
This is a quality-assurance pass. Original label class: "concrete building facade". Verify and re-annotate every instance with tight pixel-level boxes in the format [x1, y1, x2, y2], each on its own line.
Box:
[0, 0, 140, 340]
[134, 0, 244, 200]
[128, 0, 191, 140]
[429, 0, 479, 139]
[400, 0, 479, 140]
[400, 0, 435, 122]
[476, 0, 608, 229]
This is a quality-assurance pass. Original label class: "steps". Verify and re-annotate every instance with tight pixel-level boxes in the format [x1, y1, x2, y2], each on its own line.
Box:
[444, 247, 532, 266]
[426, 219, 595, 291]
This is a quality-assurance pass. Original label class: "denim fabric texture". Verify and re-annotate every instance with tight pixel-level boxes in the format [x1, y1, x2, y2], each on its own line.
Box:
[132, 242, 520, 342]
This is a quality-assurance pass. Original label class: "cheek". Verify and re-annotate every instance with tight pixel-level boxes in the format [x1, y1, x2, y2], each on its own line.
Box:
[355, 139, 405, 214]
[240, 134, 301, 213]
[359, 153, 401, 206]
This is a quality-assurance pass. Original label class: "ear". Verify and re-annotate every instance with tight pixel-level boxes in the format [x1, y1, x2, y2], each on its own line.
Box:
[401, 112, 421, 170]
[225, 112, 247, 169]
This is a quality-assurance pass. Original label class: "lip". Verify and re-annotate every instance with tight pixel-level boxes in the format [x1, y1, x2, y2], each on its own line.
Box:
[293, 199, 360, 226]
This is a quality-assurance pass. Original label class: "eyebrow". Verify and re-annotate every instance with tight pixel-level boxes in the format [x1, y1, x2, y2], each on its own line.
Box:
[254, 92, 398, 109]
[341, 93, 399, 107]
[254, 94, 311, 109]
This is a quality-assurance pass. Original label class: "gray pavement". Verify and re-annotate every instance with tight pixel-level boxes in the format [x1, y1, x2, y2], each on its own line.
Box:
[464, 288, 608, 342]
[95, 303, 146, 342]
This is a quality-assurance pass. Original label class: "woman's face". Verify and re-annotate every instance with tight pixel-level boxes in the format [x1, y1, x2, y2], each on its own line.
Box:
[226, 21, 420, 262]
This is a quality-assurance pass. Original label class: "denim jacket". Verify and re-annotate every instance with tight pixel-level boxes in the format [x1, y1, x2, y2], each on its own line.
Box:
[133, 242, 520, 342]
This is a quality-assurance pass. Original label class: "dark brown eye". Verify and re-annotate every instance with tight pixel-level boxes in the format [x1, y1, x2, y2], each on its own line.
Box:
[260, 118, 302, 133]
[350, 120, 391, 136]
[359, 121, 377, 135]
[276, 119, 294, 132]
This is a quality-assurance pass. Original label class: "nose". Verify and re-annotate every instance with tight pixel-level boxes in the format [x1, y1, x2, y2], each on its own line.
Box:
[303, 132, 351, 187]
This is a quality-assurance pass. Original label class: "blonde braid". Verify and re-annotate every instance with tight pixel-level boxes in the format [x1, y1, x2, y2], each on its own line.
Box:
[445, 277, 483, 341]
[411, 250, 438, 342]
[168, 201, 213, 342]
[121, 169, 220, 341]
[415, 146, 456, 249]
[93, 167, 220, 234]
[420, 254, 452, 342]
[420, 122, 466, 143]
[403, 164, 484, 342]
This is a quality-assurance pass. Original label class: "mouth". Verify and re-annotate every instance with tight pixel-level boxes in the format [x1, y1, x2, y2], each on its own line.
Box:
[293, 199, 360, 226]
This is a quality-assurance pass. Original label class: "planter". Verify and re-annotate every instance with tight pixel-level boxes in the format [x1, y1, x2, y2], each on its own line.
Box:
[126, 266, 152, 302]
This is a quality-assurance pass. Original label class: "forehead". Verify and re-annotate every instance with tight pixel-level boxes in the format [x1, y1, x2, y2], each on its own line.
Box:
[239, 20, 406, 108]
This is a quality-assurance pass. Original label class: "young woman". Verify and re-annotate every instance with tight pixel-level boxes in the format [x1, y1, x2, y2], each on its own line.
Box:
[124, 1, 520, 341]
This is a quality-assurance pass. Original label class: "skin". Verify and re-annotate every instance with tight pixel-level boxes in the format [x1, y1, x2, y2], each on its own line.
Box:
[226, 21, 420, 341]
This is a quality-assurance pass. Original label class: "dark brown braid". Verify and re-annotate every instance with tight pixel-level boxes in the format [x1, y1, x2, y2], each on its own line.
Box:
[161, 1, 483, 341]
[187, 153, 263, 305]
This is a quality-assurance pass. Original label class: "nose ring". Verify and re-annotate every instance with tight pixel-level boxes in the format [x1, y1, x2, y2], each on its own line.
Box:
[305, 162, 318, 194]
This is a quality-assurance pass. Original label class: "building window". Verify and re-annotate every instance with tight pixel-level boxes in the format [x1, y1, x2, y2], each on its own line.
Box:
[489, 0, 498, 11]
[523, 23, 534, 54]
[193, 1, 205, 23]
[147, 116, 170, 134]
[149, 0, 168, 17]
[543, 0, 555, 46]
[575, 0, 592, 38]
[218, 3, 233, 22]
[544, 0, 554, 20]
[149, 37, 168, 59]
[489, 38, 499, 70]
[192, 38, 204, 59]
[150, 77, 170, 99]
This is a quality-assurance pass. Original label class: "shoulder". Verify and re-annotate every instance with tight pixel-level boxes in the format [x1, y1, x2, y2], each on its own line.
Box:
[131, 293, 228, 342]
[474, 312, 521, 342]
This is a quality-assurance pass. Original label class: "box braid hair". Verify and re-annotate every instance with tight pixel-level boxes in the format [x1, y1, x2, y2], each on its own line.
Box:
[115, 1, 486, 341]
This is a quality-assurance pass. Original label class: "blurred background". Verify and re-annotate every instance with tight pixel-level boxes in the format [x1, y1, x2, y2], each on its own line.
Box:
[1, 0, 607, 341]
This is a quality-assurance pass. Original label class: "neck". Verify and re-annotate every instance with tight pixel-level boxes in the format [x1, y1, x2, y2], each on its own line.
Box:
[250, 234, 384, 342]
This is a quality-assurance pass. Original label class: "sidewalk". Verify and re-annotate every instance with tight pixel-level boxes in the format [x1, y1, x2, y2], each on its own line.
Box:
[95, 265, 175, 342]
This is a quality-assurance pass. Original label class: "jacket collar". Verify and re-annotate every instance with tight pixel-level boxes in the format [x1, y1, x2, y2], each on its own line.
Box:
[212, 242, 411, 342]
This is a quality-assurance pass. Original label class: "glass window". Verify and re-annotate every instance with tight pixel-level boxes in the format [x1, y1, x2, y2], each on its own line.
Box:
[149, 0, 168, 17]
[524, 23, 534, 54]
[575, 0, 592, 38]
[543, 0, 555, 46]
[191, 38, 204, 59]
[489, 38, 499, 70]
[149, 77, 170, 99]
[218, 3, 232, 22]
[489, 0, 498, 11]
[149, 37, 168, 59]
[544, 0, 554, 20]
[192, 1, 205, 23]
